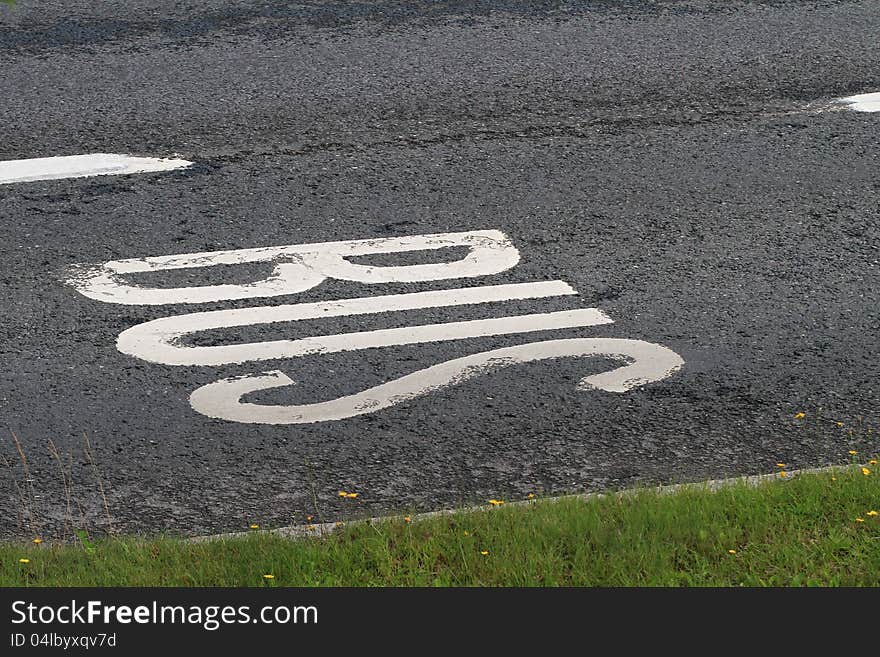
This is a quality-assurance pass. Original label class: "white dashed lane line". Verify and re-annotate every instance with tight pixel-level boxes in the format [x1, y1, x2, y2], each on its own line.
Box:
[838, 91, 880, 113]
[0, 153, 192, 185]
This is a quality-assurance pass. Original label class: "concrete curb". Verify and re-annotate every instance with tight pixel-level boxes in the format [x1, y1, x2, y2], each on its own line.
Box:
[190, 462, 862, 543]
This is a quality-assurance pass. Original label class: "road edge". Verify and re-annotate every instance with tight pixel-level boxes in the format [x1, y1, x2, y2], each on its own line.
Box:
[190, 463, 857, 543]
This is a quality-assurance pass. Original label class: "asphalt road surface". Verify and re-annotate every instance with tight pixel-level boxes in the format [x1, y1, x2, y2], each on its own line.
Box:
[1, 0, 878, 539]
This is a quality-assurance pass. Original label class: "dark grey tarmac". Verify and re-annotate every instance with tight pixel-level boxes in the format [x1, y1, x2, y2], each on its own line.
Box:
[1, 0, 878, 538]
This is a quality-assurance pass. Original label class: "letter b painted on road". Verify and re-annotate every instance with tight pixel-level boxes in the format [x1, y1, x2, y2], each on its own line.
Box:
[64, 230, 520, 305]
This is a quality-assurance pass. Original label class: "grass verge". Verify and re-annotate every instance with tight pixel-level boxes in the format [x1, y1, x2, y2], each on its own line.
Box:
[2, 465, 879, 586]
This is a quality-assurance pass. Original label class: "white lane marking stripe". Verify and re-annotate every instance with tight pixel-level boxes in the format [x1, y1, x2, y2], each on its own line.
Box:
[0, 153, 192, 184]
[838, 91, 880, 113]
[117, 285, 606, 366]
[189, 338, 684, 424]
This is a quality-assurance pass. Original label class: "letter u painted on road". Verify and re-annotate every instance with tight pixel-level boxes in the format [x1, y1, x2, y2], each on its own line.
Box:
[63, 229, 684, 424]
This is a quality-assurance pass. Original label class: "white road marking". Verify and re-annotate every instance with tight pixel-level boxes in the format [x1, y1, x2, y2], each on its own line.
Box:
[189, 338, 684, 424]
[65, 230, 520, 305]
[838, 91, 880, 112]
[116, 280, 578, 365]
[118, 299, 610, 367]
[0, 153, 192, 185]
[62, 227, 685, 424]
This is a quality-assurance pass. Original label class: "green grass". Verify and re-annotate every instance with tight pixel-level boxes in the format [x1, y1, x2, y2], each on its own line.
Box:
[2, 465, 879, 586]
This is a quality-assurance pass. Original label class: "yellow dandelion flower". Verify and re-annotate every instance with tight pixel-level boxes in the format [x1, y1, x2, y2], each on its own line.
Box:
[861, 467, 871, 476]
[463, 531, 470, 536]
[488, 499, 504, 506]
[870, 460, 878, 466]
[794, 412, 805, 419]
[836, 422, 844, 428]
[338, 491, 348, 497]
[855, 518, 865, 523]
[306, 515, 313, 522]
[849, 450, 858, 455]
[867, 511, 878, 517]
[344, 492, 358, 499]
[32, 538, 42, 545]
[776, 463, 786, 468]
[403, 516, 412, 523]
[527, 493, 536, 499]
[779, 471, 787, 478]
[249, 524, 259, 530]
[307, 524, 315, 530]
[831, 476, 837, 481]
[480, 550, 489, 555]
[728, 549, 737, 555]
[262, 574, 275, 580]
[18, 558, 29, 564]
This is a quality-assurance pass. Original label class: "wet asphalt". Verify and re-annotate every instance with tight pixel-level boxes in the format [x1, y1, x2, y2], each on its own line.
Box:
[0, 0, 878, 538]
